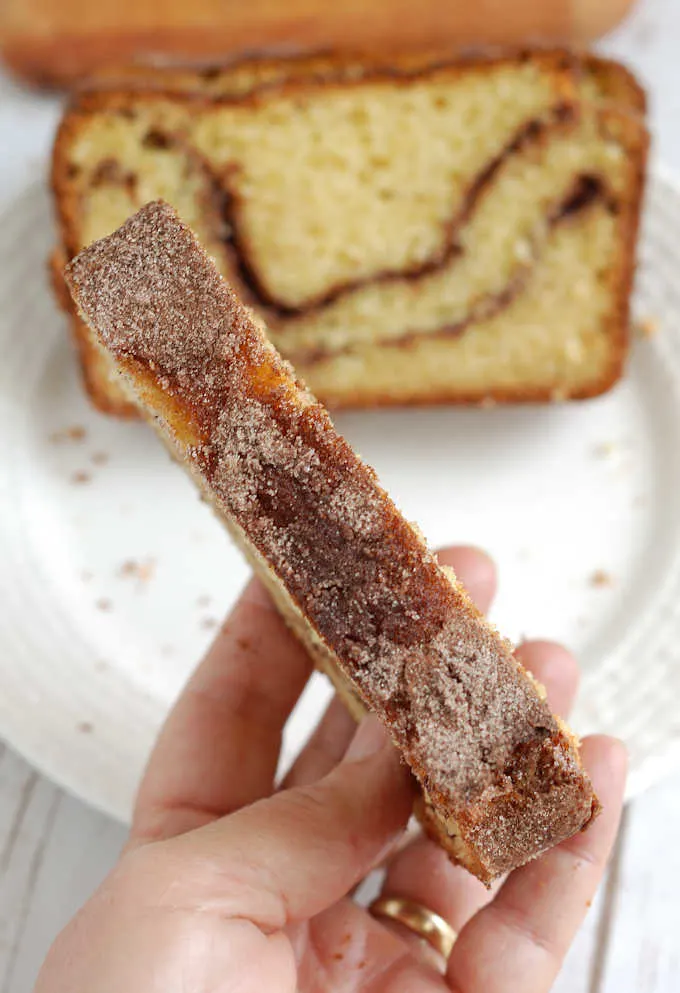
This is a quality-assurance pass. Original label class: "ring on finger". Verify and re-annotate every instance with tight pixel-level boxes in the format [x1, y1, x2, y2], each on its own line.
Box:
[369, 896, 457, 961]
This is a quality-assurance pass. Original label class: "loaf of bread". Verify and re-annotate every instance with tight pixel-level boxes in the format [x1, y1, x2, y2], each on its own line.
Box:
[1, 0, 638, 88]
[65, 201, 599, 883]
[51, 50, 648, 417]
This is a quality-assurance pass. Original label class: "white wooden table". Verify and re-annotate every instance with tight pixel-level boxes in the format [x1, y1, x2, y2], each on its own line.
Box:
[2, 1, 680, 989]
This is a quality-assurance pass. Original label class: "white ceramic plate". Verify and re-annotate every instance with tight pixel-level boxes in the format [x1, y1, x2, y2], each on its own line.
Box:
[2, 168, 680, 822]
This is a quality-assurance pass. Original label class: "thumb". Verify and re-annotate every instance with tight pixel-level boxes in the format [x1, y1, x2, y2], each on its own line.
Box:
[163, 716, 414, 929]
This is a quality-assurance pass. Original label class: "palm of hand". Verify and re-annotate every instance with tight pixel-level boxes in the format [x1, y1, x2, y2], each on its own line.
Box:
[36, 548, 625, 993]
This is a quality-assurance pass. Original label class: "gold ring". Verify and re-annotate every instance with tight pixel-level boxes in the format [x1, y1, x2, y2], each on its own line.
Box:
[369, 896, 457, 960]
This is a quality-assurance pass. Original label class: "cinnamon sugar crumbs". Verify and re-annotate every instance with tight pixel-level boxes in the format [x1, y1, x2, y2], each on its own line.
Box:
[593, 440, 618, 459]
[50, 425, 87, 444]
[91, 451, 109, 465]
[636, 316, 659, 339]
[71, 470, 91, 485]
[118, 558, 155, 583]
[136, 560, 155, 582]
[590, 569, 614, 588]
[77, 721, 93, 734]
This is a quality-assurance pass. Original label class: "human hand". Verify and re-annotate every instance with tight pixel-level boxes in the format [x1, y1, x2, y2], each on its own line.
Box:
[35, 547, 626, 993]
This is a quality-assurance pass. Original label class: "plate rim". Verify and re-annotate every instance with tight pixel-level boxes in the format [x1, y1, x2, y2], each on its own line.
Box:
[1, 162, 680, 821]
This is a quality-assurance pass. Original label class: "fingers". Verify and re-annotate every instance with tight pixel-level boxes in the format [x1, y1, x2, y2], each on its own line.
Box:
[377, 639, 581, 942]
[436, 545, 497, 614]
[281, 695, 356, 789]
[163, 717, 414, 929]
[292, 898, 451, 993]
[130, 578, 313, 845]
[515, 640, 579, 719]
[130, 545, 494, 842]
[447, 735, 627, 993]
[284, 545, 497, 790]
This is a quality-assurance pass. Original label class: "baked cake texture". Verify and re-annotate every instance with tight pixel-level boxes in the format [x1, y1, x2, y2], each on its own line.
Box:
[51, 49, 648, 417]
[65, 201, 599, 883]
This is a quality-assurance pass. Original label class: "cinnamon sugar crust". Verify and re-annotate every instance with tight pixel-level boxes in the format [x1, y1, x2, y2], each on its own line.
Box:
[65, 202, 599, 882]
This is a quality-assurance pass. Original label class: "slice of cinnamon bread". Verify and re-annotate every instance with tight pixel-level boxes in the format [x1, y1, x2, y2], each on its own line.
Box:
[65, 201, 599, 884]
[52, 50, 648, 416]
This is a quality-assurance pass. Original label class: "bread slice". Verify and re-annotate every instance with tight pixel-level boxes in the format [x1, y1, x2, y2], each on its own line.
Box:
[52, 49, 648, 415]
[65, 200, 599, 884]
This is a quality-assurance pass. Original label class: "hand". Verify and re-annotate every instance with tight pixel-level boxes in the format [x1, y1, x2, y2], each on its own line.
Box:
[35, 547, 626, 993]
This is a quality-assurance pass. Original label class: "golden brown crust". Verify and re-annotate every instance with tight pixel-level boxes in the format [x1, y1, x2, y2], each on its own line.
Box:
[50, 49, 647, 414]
[580, 53, 647, 116]
[2, 1, 637, 89]
[65, 201, 599, 882]
[69, 47, 648, 123]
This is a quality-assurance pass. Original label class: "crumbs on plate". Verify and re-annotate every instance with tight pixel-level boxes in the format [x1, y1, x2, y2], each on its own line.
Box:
[50, 424, 87, 444]
[636, 316, 659, 339]
[590, 569, 614, 588]
[118, 558, 155, 583]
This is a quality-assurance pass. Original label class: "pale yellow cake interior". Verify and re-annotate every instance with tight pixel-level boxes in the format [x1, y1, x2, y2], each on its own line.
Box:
[55, 54, 644, 410]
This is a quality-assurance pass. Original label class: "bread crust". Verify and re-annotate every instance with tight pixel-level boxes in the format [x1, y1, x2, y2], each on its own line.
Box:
[50, 49, 648, 414]
[2, 1, 638, 88]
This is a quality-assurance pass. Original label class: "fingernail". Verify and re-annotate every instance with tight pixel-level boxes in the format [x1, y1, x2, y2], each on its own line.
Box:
[346, 715, 390, 761]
